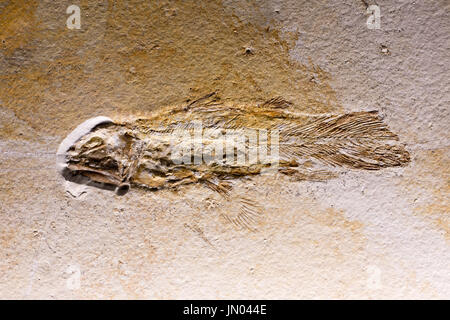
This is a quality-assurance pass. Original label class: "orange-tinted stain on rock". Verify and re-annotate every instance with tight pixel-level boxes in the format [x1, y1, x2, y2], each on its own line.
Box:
[0, 0, 39, 55]
[404, 149, 450, 240]
[0, 0, 341, 139]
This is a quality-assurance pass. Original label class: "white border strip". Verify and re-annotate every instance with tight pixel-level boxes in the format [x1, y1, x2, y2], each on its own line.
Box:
[56, 116, 113, 173]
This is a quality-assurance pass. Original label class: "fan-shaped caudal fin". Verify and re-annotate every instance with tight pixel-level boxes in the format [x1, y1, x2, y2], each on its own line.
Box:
[204, 180, 264, 232]
[278, 111, 411, 170]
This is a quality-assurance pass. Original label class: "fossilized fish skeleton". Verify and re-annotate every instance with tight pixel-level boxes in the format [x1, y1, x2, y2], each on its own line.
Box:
[57, 94, 410, 229]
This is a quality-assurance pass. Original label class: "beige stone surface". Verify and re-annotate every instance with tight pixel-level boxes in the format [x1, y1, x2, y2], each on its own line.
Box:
[0, 0, 448, 299]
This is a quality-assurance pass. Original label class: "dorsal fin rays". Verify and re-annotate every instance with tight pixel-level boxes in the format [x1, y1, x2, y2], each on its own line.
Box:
[184, 92, 221, 111]
[259, 97, 293, 109]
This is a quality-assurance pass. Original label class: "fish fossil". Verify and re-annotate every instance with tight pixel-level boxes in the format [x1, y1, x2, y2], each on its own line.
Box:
[57, 93, 410, 230]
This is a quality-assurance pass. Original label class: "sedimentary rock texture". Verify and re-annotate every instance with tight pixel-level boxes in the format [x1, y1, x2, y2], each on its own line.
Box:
[0, 0, 448, 299]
